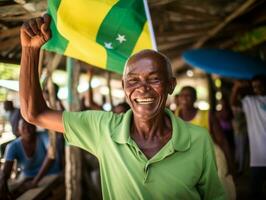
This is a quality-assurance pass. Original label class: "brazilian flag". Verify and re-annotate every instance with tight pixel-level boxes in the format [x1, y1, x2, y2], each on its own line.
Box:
[43, 0, 156, 74]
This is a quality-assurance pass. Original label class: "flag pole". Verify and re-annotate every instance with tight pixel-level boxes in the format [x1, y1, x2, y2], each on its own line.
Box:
[143, 0, 157, 50]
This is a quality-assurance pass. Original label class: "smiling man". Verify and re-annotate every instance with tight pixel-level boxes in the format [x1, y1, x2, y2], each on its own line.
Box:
[19, 15, 226, 200]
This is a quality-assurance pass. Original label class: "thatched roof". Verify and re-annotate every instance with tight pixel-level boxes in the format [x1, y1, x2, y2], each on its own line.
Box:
[1, 0, 266, 76]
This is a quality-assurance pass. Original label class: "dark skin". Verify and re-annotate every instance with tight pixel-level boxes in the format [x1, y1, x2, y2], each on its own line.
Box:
[231, 79, 266, 106]
[177, 89, 197, 121]
[178, 87, 234, 175]
[123, 54, 176, 158]
[230, 80, 250, 106]
[0, 119, 55, 198]
[19, 15, 177, 159]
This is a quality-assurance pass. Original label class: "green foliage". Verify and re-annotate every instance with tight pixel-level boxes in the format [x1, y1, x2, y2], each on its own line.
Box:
[233, 26, 266, 51]
[0, 63, 20, 80]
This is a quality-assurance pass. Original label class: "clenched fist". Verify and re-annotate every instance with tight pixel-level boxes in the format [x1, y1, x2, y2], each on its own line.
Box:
[20, 14, 51, 48]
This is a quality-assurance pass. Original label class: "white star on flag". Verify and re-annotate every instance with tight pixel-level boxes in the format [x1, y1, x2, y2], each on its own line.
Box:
[104, 42, 113, 49]
[116, 34, 126, 43]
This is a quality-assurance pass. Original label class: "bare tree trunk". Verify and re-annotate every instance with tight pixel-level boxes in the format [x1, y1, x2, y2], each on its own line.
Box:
[65, 57, 82, 200]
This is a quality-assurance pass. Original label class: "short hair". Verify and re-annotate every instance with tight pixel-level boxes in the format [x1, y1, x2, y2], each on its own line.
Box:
[4, 100, 14, 111]
[180, 86, 197, 101]
[123, 49, 173, 79]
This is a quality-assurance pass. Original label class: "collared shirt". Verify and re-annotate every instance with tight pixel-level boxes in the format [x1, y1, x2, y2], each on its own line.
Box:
[63, 109, 226, 200]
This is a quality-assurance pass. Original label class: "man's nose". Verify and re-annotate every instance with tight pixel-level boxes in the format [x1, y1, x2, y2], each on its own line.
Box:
[137, 81, 151, 93]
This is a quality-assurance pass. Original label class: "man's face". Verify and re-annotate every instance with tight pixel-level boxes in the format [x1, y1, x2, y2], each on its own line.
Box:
[178, 89, 195, 109]
[252, 80, 265, 95]
[123, 53, 175, 120]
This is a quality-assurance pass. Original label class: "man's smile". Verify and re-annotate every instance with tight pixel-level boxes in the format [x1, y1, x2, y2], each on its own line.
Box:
[134, 97, 155, 105]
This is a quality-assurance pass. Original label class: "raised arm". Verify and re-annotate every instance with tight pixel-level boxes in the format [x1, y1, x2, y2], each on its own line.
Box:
[230, 80, 250, 107]
[19, 15, 64, 133]
[231, 81, 242, 106]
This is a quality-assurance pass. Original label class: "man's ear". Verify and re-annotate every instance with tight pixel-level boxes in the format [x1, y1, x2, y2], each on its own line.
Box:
[122, 79, 125, 90]
[168, 78, 176, 95]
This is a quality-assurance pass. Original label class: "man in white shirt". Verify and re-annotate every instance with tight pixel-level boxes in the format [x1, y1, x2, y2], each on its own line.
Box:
[232, 75, 266, 200]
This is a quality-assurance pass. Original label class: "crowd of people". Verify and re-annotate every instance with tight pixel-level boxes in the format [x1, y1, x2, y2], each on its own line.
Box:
[0, 14, 265, 200]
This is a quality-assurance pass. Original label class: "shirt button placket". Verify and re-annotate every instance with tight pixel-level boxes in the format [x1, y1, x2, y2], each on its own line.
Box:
[143, 163, 150, 183]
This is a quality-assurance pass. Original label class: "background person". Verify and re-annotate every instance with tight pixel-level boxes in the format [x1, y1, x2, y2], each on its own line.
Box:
[3, 100, 21, 137]
[0, 118, 62, 199]
[176, 86, 236, 200]
[231, 75, 266, 200]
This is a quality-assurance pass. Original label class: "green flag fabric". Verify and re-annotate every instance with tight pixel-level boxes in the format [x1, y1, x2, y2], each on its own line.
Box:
[43, 0, 156, 74]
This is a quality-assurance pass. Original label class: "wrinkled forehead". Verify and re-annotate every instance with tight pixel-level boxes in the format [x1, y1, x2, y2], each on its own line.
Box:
[123, 50, 170, 77]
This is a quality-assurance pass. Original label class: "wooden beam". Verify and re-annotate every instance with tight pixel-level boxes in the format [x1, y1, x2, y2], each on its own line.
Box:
[0, 4, 27, 16]
[0, 37, 20, 51]
[158, 37, 196, 51]
[171, 0, 257, 71]
[0, 27, 20, 38]
[166, 10, 220, 22]
[1, 12, 42, 21]
[167, 3, 221, 20]
[170, 21, 216, 31]
[148, 0, 176, 7]
[157, 32, 204, 43]
[192, 0, 256, 49]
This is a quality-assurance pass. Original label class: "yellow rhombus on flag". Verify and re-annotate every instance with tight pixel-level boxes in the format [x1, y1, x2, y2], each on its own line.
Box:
[43, 0, 156, 74]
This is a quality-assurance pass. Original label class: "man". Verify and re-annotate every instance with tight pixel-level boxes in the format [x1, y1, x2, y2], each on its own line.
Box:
[19, 15, 226, 199]
[3, 100, 21, 137]
[231, 76, 266, 199]
[0, 118, 62, 199]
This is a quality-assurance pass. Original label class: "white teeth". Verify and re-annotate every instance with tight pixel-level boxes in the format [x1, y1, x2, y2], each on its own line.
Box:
[135, 98, 154, 104]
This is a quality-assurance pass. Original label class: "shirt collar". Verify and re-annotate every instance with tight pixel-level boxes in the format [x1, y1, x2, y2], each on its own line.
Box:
[111, 109, 191, 152]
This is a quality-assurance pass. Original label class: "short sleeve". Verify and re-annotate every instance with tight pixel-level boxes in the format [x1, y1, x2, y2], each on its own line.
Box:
[63, 110, 115, 156]
[4, 142, 17, 161]
[197, 134, 227, 200]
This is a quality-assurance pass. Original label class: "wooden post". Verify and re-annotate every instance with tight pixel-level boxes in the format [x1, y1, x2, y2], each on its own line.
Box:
[44, 53, 62, 159]
[206, 74, 216, 113]
[106, 72, 113, 108]
[65, 57, 82, 200]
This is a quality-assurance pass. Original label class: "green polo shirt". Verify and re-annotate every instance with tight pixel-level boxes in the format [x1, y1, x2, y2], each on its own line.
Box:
[63, 109, 226, 200]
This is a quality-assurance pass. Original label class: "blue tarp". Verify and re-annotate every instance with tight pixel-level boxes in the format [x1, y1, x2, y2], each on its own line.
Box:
[182, 49, 266, 79]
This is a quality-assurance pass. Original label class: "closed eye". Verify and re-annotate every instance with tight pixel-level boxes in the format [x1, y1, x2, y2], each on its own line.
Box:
[127, 78, 139, 85]
[148, 76, 161, 83]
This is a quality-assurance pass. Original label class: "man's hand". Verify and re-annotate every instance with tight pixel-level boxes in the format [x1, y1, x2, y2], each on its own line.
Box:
[20, 14, 51, 48]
